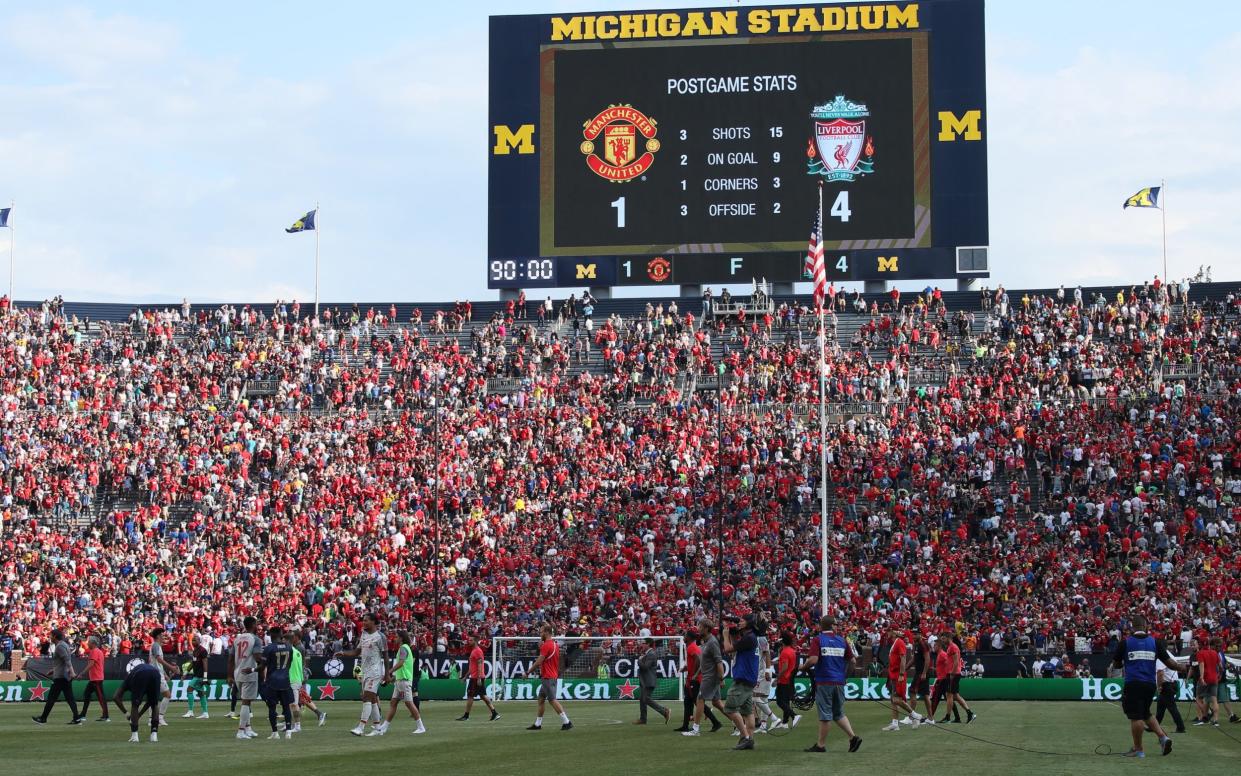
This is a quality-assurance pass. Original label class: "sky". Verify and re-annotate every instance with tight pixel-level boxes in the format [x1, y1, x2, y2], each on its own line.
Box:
[1, 0, 1238, 303]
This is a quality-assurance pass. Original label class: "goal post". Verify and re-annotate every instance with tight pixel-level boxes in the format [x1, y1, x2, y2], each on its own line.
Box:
[491, 635, 685, 703]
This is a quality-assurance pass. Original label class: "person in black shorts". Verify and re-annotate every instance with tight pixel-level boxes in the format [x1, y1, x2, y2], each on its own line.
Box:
[114, 663, 162, 743]
[910, 633, 932, 719]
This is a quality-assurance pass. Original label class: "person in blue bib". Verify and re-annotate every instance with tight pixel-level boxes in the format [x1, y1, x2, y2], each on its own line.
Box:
[798, 615, 862, 754]
[721, 613, 762, 750]
[1110, 615, 1184, 758]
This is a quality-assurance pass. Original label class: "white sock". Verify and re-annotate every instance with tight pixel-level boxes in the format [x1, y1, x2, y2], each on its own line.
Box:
[239, 706, 250, 729]
[691, 722, 700, 732]
[534, 716, 543, 727]
[416, 719, 426, 731]
[158, 698, 169, 717]
[559, 711, 570, 724]
[360, 703, 372, 724]
[370, 705, 382, 723]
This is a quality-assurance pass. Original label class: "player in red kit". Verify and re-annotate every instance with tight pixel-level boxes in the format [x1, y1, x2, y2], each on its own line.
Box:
[457, 635, 499, 722]
[882, 627, 922, 730]
[526, 626, 572, 731]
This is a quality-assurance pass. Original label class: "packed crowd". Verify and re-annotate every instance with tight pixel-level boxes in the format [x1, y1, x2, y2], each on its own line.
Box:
[1, 277, 1238, 666]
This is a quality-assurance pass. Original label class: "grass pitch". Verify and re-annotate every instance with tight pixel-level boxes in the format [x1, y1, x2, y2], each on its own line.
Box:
[4, 700, 1240, 775]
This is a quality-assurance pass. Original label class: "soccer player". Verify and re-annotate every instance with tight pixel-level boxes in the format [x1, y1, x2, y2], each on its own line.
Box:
[945, 632, 975, 723]
[882, 627, 921, 730]
[526, 625, 572, 731]
[288, 630, 325, 729]
[147, 628, 180, 727]
[1155, 656, 1186, 734]
[77, 636, 109, 722]
[336, 612, 388, 736]
[114, 662, 162, 743]
[1215, 638, 1239, 724]
[1192, 636, 1221, 726]
[181, 630, 210, 719]
[372, 630, 426, 735]
[1111, 615, 1181, 758]
[457, 635, 499, 721]
[751, 631, 780, 733]
[774, 632, 801, 729]
[682, 618, 726, 736]
[259, 626, 295, 739]
[910, 632, 933, 721]
[799, 615, 861, 754]
[228, 616, 261, 739]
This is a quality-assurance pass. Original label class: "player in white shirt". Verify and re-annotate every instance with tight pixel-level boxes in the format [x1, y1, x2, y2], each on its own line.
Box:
[227, 617, 261, 740]
[336, 613, 389, 736]
[147, 628, 180, 728]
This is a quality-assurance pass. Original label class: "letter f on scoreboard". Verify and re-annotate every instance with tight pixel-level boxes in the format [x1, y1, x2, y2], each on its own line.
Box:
[493, 124, 536, 155]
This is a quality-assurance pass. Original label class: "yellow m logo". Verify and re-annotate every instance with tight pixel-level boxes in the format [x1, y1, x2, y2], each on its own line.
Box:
[575, 263, 597, 280]
[877, 256, 899, 273]
[937, 110, 983, 141]
[493, 124, 536, 155]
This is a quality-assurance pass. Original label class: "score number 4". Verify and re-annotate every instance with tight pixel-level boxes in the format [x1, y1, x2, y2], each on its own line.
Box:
[829, 191, 852, 223]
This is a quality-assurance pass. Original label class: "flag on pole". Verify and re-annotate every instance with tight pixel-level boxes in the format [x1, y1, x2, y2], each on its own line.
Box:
[0, 208, 10, 228]
[808, 205, 827, 310]
[285, 209, 317, 233]
[803, 206, 821, 279]
[1123, 186, 1160, 209]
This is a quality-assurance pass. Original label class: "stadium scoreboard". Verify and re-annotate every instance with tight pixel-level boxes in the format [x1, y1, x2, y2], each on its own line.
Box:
[488, 1, 988, 289]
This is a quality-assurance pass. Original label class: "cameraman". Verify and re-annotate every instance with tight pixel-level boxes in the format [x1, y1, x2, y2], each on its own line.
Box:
[722, 613, 762, 750]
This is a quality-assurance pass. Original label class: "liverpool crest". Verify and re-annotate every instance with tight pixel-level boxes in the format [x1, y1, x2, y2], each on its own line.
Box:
[807, 95, 875, 182]
[581, 104, 660, 182]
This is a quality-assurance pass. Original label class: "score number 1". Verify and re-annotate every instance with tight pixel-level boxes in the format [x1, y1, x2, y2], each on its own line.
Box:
[611, 196, 626, 228]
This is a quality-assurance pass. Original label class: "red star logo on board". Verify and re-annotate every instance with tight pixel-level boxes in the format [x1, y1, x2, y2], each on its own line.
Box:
[29, 682, 48, 701]
[617, 679, 637, 700]
[317, 680, 338, 700]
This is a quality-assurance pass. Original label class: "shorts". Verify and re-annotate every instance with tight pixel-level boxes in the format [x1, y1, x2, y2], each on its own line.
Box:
[950, 674, 962, 694]
[1219, 683, 1233, 702]
[537, 679, 557, 700]
[187, 676, 207, 696]
[1196, 682, 1217, 699]
[931, 677, 949, 702]
[1121, 681, 1157, 721]
[467, 678, 489, 699]
[815, 684, 846, 722]
[234, 673, 259, 701]
[265, 686, 294, 706]
[754, 680, 773, 697]
[699, 677, 722, 702]
[361, 673, 383, 695]
[392, 680, 414, 702]
[911, 675, 930, 698]
[724, 682, 755, 717]
[887, 676, 907, 699]
[130, 676, 161, 710]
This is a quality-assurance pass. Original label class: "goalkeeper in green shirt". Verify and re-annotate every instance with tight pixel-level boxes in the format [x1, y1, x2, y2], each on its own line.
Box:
[180, 634, 210, 719]
[289, 630, 326, 731]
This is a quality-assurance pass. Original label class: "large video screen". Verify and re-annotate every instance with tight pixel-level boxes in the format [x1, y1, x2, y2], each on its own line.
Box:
[489, 1, 988, 288]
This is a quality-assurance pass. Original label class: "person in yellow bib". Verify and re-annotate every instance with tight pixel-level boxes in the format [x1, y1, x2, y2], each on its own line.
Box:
[373, 630, 426, 736]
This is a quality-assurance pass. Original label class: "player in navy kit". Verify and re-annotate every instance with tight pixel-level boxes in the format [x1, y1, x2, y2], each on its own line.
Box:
[1111, 615, 1184, 758]
[259, 626, 295, 740]
[113, 663, 162, 743]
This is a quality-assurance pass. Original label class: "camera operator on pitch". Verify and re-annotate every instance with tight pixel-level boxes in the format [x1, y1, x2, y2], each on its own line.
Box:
[721, 613, 764, 750]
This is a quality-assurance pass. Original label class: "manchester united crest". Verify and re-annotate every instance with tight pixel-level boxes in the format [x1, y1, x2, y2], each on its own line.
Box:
[806, 95, 875, 182]
[581, 104, 660, 182]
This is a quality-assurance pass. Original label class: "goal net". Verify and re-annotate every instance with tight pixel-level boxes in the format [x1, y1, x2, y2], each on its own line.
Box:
[491, 635, 684, 703]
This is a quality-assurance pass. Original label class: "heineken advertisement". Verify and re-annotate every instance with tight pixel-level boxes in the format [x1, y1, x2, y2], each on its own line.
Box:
[2, 677, 1237, 703]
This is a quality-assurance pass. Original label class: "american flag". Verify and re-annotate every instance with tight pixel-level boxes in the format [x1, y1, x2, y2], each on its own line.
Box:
[805, 202, 827, 310]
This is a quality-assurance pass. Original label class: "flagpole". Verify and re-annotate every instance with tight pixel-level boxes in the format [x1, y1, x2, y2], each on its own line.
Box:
[314, 203, 320, 319]
[817, 182, 829, 617]
[1160, 179, 1166, 281]
[7, 201, 13, 305]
